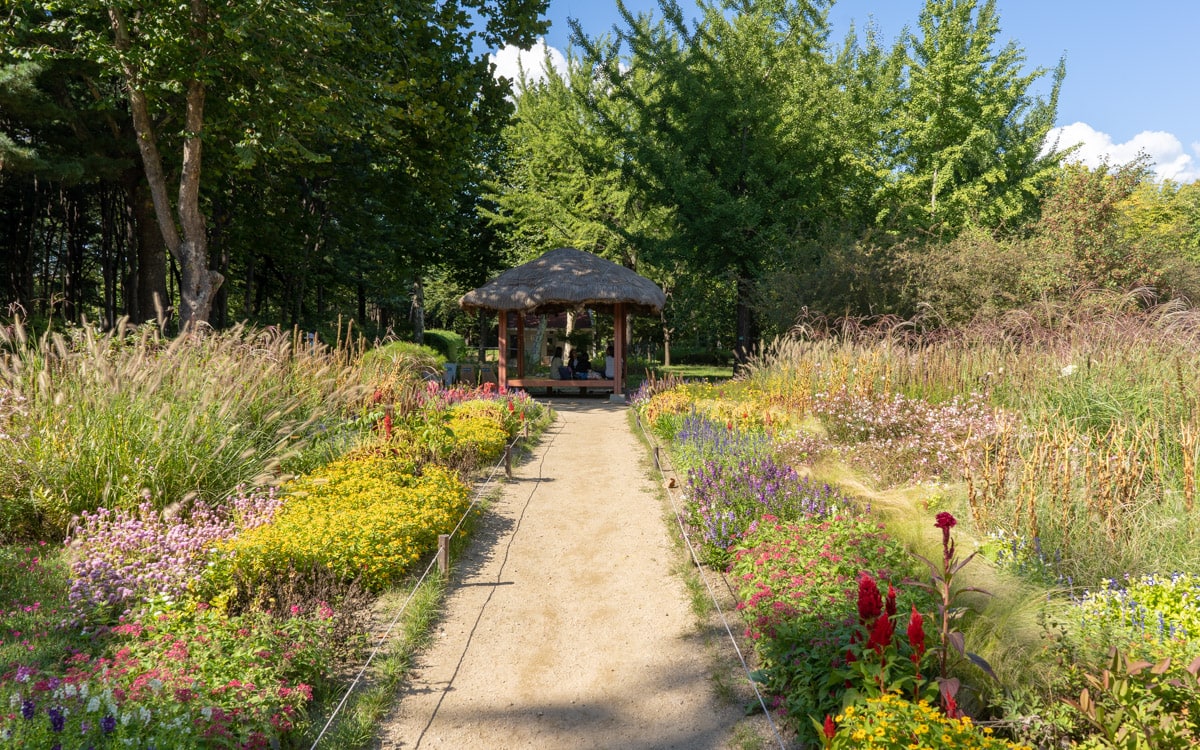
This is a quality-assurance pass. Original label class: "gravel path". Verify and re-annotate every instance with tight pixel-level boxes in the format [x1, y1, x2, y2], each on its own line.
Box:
[374, 397, 746, 749]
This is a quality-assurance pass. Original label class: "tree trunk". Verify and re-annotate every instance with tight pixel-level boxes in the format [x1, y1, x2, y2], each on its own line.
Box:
[409, 276, 425, 343]
[127, 177, 170, 325]
[661, 313, 672, 367]
[732, 273, 758, 374]
[109, 2, 222, 330]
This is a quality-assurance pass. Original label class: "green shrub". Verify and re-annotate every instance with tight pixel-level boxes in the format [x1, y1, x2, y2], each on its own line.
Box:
[1052, 573, 1200, 675]
[423, 329, 465, 363]
[219, 453, 469, 593]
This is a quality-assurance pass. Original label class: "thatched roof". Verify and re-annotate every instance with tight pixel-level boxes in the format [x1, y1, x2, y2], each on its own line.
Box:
[459, 247, 666, 316]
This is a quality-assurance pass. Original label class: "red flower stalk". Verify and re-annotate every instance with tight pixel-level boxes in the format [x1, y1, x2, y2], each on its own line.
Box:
[857, 573, 882, 625]
[383, 411, 393, 440]
[867, 612, 894, 656]
[907, 606, 926, 663]
[943, 692, 961, 719]
[935, 511, 957, 547]
[885, 583, 897, 619]
[823, 714, 836, 739]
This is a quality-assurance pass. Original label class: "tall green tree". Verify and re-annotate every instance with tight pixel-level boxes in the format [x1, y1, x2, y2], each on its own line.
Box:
[580, 0, 847, 366]
[9, 0, 547, 327]
[879, 0, 1064, 233]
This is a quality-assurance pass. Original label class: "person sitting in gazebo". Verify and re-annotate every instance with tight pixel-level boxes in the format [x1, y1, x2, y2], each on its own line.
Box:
[550, 346, 566, 379]
[570, 349, 590, 379]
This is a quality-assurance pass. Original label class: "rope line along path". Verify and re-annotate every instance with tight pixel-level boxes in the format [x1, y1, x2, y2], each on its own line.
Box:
[374, 397, 744, 749]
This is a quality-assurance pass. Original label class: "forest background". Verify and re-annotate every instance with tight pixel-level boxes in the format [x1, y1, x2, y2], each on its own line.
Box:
[3, 0, 1200, 363]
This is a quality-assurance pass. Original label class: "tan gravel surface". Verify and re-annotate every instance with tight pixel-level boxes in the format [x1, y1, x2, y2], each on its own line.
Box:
[374, 396, 747, 749]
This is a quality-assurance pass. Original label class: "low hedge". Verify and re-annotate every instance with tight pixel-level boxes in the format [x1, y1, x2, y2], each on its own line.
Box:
[221, 454, 469, 593]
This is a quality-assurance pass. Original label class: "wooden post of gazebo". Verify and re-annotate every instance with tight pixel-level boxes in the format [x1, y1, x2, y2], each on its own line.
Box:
[516, 314, 526, 378]
[497, 310, 508, 387]
[614, 303, 626, 397]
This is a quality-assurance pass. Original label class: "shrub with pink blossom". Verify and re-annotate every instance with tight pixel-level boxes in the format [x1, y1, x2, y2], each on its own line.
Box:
[730, 513, 931, 744]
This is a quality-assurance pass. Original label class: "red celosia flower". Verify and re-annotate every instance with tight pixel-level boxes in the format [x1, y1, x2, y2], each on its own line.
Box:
[867, 611, 894, 656]
[907, 605, 926, 662]
[383, 411, 393, 440]
[856, 573, 882, 625]
[943, 691, 961, 719]
[885, 583, 897, 619]
[823, 714, 836, 739]
[935, 511, 957, 546]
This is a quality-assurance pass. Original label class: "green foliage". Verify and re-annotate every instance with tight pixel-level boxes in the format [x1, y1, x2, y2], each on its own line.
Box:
[219, 454, 470, 594]
[422, 329, 466, 363]
[1054, 574, 1200, 674]
[360, 341, 445, 392]
[878, 0, 1063, 233]
[1064, 649, 1200, 749]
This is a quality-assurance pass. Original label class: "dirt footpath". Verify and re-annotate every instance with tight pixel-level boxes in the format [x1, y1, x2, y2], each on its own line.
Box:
[375, 397, 745, 749]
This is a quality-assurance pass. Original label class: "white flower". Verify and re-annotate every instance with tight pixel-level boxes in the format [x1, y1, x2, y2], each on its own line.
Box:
[87, 696, 101, 713]
[1060, 364, 1078, 377]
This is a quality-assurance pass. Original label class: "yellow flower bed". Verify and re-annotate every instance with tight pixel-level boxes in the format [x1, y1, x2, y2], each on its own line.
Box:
[640, 388, 694, 424]
[829, 694, 1031, 750]
[446, 411, 509, 464]
[225, 455, 469, 592]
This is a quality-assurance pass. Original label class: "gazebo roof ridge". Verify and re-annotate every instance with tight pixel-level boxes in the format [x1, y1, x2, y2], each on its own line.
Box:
[458, 247, 666, 316]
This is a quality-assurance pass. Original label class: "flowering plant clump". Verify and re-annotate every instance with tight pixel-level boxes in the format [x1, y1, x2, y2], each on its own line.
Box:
[671, 412, 773, 473]
[730, 514, 929, 743]
[639, 388, 696, 434]
[66, 486, 282, 623]
[0, 602, 334, 748]
[222, 456, 469, 592]
[444, 411, 510, 465]
[685, 455, 846, 566]
[1057, 572, 1200, 676]
[822, 694, 1031, 749]
[811, 388, 1006, 483]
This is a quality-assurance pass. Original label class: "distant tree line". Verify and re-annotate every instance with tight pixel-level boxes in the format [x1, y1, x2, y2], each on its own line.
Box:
[0, 0, 547, 335]
[487, 0, 1200, 363]
[3, 0, 1199, 360]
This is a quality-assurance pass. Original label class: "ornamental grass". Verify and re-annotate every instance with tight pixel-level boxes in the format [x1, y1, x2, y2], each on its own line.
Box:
[0, 320, 364, 540]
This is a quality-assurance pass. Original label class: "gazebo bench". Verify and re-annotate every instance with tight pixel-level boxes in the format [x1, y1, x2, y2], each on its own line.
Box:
[507, 377, 615, 394]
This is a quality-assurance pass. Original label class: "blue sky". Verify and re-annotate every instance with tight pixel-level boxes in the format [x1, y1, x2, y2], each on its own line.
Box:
[494, 0, 1200, 181]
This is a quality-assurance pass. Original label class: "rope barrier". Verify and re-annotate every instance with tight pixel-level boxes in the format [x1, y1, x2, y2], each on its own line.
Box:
[632, 410, 790, 750]
[308, 428, 528, 748]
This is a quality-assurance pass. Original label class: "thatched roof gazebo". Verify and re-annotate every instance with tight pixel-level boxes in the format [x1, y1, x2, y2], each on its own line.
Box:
[459, 247, 666, 398]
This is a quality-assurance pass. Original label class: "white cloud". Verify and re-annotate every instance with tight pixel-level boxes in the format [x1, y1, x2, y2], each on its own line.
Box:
[1045, 122, 1200, 183]
[491, 39, 568, 88]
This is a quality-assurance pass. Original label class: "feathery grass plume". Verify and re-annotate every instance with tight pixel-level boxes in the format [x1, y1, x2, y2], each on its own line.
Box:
[0, 318, 365, 539]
